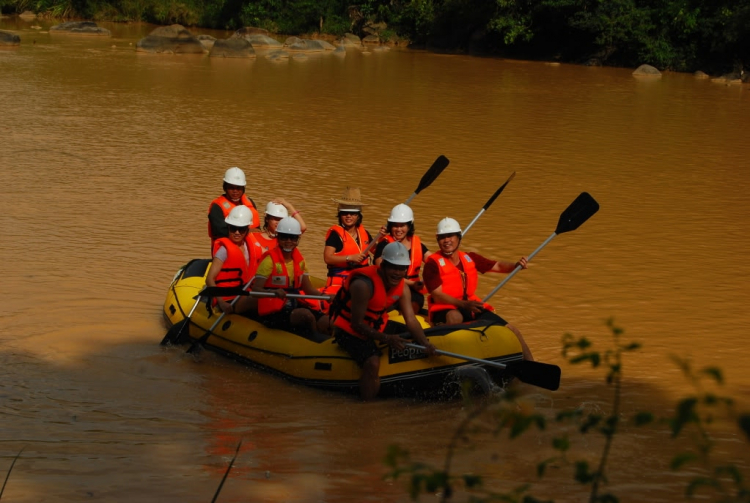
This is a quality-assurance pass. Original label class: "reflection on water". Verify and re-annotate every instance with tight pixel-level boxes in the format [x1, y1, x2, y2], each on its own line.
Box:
[1, 17, 749, 502]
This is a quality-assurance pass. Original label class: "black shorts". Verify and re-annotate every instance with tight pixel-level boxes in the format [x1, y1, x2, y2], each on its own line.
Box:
[333, 327, 381, 367]
[409, 288, 425, 310]
[430, 307, 476, 325]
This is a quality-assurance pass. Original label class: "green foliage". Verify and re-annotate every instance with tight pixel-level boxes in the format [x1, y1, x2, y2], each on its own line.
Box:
[386, 319, 749, 503]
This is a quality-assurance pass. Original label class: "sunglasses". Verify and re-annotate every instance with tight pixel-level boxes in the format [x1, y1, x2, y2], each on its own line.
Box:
[339, 211, 359, 216]
[277, 233, 300, 242]
[228, 225, 249, 234]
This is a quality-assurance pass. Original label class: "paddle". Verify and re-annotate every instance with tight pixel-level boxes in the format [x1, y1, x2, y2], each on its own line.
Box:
[160, 288, 206, 346]
[482, 191, 599, 303]
[185, 279, 254, 354]
[462, 171, 516, 236]
[200, 286, 330, 301]
[362, 155, 450, 255]
[404, 343, 561, 391]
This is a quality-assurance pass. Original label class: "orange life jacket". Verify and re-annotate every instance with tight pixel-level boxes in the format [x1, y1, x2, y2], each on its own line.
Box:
[254, 232, 278, 255]
[245, 232, 264, 278]
[212, 238, 253, 301]
[331, 265, 403, 340]
[207, 194, 260, 243]
[257, 246, 306, 316]
[383, 234, 425, 290]
[323, 225, 371, 293]
[426, 251, 492, 318]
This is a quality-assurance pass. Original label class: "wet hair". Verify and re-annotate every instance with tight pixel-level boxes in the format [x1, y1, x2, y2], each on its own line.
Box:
[387, 220, 415, 237]
[337, 211, 363, 227]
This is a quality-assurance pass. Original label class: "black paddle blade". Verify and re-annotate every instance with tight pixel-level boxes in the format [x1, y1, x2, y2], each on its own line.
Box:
[160, 319, 188, 346]
[505, 360, 561, 391]
[555, 192, 599, 235]
[414, 155, 450, 195]
[483, 171, 516, 210]
[201, 286, 249, 298]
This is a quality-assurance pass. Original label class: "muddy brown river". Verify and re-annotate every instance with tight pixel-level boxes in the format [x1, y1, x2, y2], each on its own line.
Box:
[1, 17, 748, 503]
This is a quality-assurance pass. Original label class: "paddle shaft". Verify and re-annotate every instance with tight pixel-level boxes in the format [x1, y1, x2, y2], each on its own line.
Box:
[481, 231, 557, 303]
[186, 279, 254, 353]
[160, 288, 205, 345]
[405, 343, 509, 370]
[462, 171, 516, 237]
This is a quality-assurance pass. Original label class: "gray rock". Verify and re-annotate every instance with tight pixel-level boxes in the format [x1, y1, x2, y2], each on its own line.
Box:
[209, 37, 255, 58]
[632, 64, 661, 76]
[0, 30, 21, 46]
[18, 10, 36, 20]
[136, 24, 205, 54]
[694, 70, 709, 79]
[362, 35, 380, 45]
[286, 39, 326, 52]
[50, 21, 111, 36]
[231, 30, 281, 48]
[266, 50, 289, 60]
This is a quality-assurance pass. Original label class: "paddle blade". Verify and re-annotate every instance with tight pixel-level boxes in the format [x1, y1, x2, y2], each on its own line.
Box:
[555, 192, 599, 235]
[505, 360, 561, 391]
[414, 155, 450, 195]
[484, 171, 516, 210]
[160, 319, 188, 346]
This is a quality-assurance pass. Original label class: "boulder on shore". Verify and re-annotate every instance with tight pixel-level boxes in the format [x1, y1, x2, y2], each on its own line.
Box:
[0, 29, 21, 46]
[50, 21, 111, 36]
[632, 64, 661, 77]
[136, 24, 205, 54]
[209, 38, 255, 58]
[231, 28, 281, 48]
[197, 34, 216, 50]
[18, 10, 36, 20]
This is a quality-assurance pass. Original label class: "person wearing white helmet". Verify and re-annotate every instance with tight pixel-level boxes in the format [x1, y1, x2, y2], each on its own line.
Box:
[423, 217, 534, 360]
[208, 167, 260, 250]
[322, 187, 385, 297]
[205, 205, 262, 315]
[255, 199, 307, 254]
[329, 241, 436, 400]
[252, 217, 330, 335]
[374, 203, 431, 314]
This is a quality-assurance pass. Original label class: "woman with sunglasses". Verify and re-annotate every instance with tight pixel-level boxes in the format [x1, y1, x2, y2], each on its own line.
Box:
[322, 187, 384, 296]
[373, 203, 431, 314]
[205, 206, 262, 315]
[255, 199, 307, 254]
[252, 217, 330, 334]
[207, 167, 260, 251]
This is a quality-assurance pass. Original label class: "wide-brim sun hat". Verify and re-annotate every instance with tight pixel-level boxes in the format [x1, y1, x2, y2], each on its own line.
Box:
[332, 187, 366, 211]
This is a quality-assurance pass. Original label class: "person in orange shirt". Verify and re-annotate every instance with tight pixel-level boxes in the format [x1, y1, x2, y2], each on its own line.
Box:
[423, 217, 534, 360]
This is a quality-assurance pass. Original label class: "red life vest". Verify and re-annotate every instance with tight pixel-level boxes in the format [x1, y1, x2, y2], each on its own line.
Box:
[245, 232, 264, 278]
[331, 265, 403, 340]
[207, 194, 260, 243]
[254, 232, 278, 255]
[212, 238, 253, 300]
[383, 234, 424, 283]
[257, 246, 306, 316]
[323, 225, 371, 293]
[426, 251, 492, 318]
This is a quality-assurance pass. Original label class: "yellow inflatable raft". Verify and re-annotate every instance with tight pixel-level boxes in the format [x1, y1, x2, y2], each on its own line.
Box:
[162, 259, 537, 398]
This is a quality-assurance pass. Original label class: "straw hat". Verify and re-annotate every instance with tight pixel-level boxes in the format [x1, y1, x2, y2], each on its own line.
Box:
[332, 186, 366, 211]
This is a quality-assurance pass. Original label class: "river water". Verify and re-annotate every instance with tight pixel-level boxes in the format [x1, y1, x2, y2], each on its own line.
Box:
[1, 17, 749, 503]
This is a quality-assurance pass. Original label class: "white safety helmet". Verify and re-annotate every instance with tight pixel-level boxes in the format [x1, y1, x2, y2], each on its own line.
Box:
[276, 217, 302, 236]
[225, 205, 253, 227]
[223, 167, 247, 187]
[265, 201, 288, 219]
[388, 204, 414, 223]
[436, 217, 462, 235]
[381, 241, 411, 267]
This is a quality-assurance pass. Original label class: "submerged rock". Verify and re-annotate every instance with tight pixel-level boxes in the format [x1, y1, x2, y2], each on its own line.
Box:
[18, 11, 36, 20]
[694, 70, 709, 79]
[209, 38, 255, 58]
[50, 21, 111, 36]
[632, 64, 661, 77]
[136, 24, 205, 54]
[231, 29, 281, 48]
[197, 34, 216, 50]
[0, 30, 21, 46]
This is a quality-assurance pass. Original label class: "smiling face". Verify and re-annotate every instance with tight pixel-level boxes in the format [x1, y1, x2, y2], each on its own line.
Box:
[266, 215, 283, 233]
[277, 232, 300, 253]
[224, 183, 245, 203]
[227, 224, 249, 245]
[437, 233, 461, 256]
[380, 262, 408, 289]
[390, 222, 409, 241]
[338, 211, 360, 229]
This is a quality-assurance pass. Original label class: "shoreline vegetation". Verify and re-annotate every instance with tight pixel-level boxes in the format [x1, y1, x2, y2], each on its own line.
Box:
[2, 0, 748, 77]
